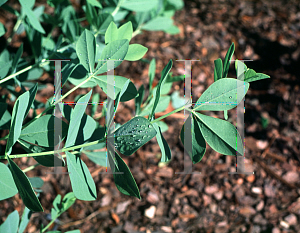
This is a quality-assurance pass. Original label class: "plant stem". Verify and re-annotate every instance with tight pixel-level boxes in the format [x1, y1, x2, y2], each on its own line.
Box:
[150, 105, 186, 124]
[132, 27, 142, 38]
[22, 163, 40, 173]
[41, 218, 56, 233]
[7, 17, 22, 44]
[0, 137, 106, 160]
[111, 0, 124, 16]
[54, 75, 93, 105]
[21, 151, 80, 173]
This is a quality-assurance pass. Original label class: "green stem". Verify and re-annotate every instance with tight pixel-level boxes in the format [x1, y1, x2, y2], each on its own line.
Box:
[0, 137, 106, 160]
[21, 151, 81, 173]
[151, 105, 186, 124]
[132, 27, 142, 38]
[7, 17, 22, 44]
[111, 0, 124, 16]
[41, 218, 56, 233]
[22, 163, 40, 173]
[53, 73, 95, 105]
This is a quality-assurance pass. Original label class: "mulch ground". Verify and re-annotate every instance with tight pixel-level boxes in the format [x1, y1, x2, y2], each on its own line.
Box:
[1, 0, 300, 232]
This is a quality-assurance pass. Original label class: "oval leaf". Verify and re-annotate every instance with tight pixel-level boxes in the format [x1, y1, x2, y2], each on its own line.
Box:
[65, 90, 92, 148]
[153, 123, 171, 162]
[76, 29, 96, 73]
[0, 162, 18, 200]
[107, 143, 140, 199]
[0, 210, 19, 233]
[7, 156, 43, 212]
[148, 59, 172, 121]
[222, 42, 234, 79]
[93, 75, 138, 101]
[180, 114, 206, 164]
[194, 112, 243, 156]
[5, 84, 37, 155]
[124, 44, 148, 61]
[113, 116, 157, 155]
[19, 115, 68, 147]
[66, 152, 97, 201]
[194, 78, 249, 111]
[95, 39, 129, 75]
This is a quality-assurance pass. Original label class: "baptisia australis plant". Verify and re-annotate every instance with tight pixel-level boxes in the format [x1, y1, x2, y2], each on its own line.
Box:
[0, 0, 270, 232]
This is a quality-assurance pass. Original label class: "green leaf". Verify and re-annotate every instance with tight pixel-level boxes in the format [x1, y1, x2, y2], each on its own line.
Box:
[87, 0, 102, 8]
[65, 90, 92, 148]
[167, 0, 184, 9]
[105, 22, 118, 45]
[142, 17, 173, 31]
[5, 84, 37, 155]
[214, 58, 222, 82]
[155, 121, 168, 133]
[0, 210, 19, 233]
[0, 162, 18, 200]
[61, 192, 76, 212]
[0, 50, 12, 79]
[107, 143, 140, 199]
[171, 91, 185, 109]
[153, 123, 171, 162]
[139, 95, 170, 117]
[180, 114, 206, 164]
[52, 194, 61, 215]
[84, 151, 108, 167]
[120, 0, 158, 12]
[148, 58, 156, 92]
[135, 84, 144, 115]
[194, 78, 249, 111]
[95, 39, 129, 75]
[18, 207, 32, 233]
[93, 75, 138, 101]
[193, 112, 243, 156]
[95, 13, 113, 35]
[19, 0, 45, 34]
[0, 0, 8, 7]
[86, 0, 98, 27]
[0, 103, 11, 130]
[106, 79, 132, 133]
[164, 24, 180, 34]
[148, 59, 172, 121]
[235, 59, 248, 73]
[66, 152, 97, 201]
[222, 42, 234, 79]
[240, 69, 271, 82]
[76, 29, 95, 73]
[7, 156, 43, 212]
[152, 81, 172, 95]
[19, 115, 68, 147]
[28, 177, 44, 189]
[67, 64, 94, 88]
[113, 116, 157, 155]
[0, 22, 6, 37]
[117, 21, 133, 42]
[124, 44, 148, 61]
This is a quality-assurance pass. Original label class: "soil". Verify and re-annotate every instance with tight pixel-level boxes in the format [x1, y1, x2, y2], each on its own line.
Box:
[0, 0, 300, 232]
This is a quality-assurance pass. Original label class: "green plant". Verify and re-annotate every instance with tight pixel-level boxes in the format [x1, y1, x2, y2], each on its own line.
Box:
[0, 0, 270, 232]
